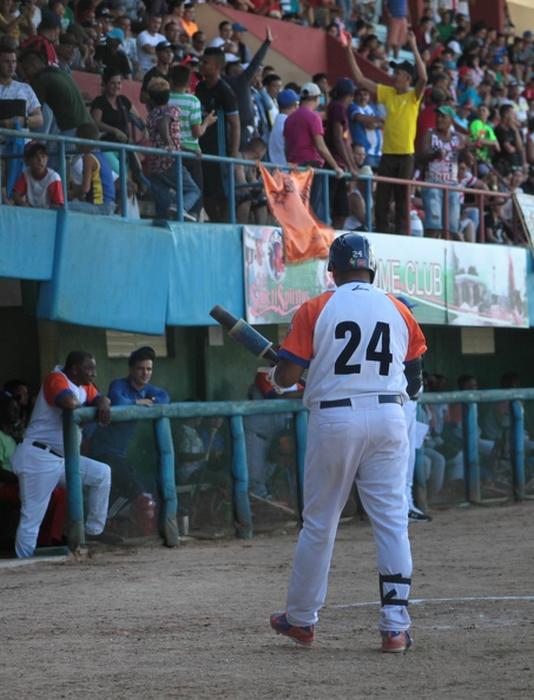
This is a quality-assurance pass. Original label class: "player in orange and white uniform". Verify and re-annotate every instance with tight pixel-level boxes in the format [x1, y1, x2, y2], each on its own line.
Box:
[12, 351, 114, 557]
[269, 233, 427, 653]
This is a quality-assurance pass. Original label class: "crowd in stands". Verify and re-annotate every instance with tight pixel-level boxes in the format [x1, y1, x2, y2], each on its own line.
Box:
[0, 0, 533, 240]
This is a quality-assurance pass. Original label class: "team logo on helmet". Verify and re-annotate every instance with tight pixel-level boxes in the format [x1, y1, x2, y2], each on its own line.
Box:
[327, 233, 377, 281]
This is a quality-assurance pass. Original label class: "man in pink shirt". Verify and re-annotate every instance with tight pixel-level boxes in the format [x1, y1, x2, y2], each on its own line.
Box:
[284, 82, 343, 223]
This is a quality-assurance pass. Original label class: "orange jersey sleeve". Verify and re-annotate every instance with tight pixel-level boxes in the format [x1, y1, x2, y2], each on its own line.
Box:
[279, 292, 334, 367]
[388, 295, 427, 361]
[43, 372, 73, 406]
[84, 384, 100, 404]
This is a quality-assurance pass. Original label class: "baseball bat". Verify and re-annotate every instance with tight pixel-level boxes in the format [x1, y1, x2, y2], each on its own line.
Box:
[209, 305, 279, 363]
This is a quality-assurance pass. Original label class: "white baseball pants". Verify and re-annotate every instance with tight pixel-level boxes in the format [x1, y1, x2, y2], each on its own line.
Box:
[403, 399, 417, 511]
[286, 398, 412, 632]
[12, 439, 111, 558]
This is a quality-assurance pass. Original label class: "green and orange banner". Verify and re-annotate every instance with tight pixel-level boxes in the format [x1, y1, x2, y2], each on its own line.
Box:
[243, 226, 529, 328]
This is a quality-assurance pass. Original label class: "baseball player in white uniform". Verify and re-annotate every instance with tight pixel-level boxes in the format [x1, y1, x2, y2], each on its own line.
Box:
[396, 296, 432, 523]
[268, 233, 427, 652]
[12, 351, 114, 557]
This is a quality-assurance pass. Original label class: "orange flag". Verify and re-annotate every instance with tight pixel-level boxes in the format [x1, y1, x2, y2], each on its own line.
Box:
[259, 164, 334, 264]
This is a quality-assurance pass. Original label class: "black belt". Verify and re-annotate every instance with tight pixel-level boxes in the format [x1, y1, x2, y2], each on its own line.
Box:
[32, 441, 63, 458]
[319, 395, 403, 409]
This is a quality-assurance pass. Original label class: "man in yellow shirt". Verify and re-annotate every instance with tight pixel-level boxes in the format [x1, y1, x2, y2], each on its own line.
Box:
[347, 31, 427, 234]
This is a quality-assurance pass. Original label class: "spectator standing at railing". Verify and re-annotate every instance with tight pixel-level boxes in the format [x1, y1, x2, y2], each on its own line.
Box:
[344, 142, 371, 231]
[494, 103, 525, 176]
[144, 76, 201, 221]
[236, 136, 268, 224]
[348, 85, 384, 170]
[196, 47, 240, 222]
[324, 77, 360, 229]
[224, 26, 273, 149]
[418, 105, 465, 240]
[257, 73, 282, 140]
[169, 63, 217, 213]
[268, 88, 299, 165]
[283, 81, 344, 223]
[484, 197, 513, 245]
[12, 140, 64, 209]
[137, 14, 166, 76]
[346, 31, 427, 235]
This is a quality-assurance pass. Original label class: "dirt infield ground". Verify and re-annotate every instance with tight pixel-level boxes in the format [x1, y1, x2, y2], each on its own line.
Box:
[2, 501, 534, 700]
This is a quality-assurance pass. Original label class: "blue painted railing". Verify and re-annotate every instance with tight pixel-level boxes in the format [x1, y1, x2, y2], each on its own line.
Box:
[61, 388, 532, 552]
[0, 128, 369, 228]
[418, 388, 534, 503]
[63, 399, 306, 551]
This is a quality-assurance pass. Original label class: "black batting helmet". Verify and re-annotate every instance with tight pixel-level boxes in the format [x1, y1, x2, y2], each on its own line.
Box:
[327, 233, 377, 282]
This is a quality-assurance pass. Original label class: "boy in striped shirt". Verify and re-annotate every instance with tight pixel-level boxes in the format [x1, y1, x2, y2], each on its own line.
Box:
[169, 64, 217, 213]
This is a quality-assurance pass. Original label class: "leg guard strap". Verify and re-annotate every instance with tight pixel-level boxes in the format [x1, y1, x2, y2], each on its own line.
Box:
[379, 573, 412, 607]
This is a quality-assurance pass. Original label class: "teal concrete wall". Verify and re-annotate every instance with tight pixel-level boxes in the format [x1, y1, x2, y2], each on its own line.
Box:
[0, 207, 56, 280]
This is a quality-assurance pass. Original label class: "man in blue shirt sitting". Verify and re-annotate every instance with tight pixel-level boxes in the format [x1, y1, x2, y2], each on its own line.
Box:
[88, 346, 170, 526]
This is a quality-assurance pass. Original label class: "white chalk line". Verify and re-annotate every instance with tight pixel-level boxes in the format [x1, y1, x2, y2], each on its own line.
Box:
[331, 595, 534, 609]
[0, 555, 69, 570]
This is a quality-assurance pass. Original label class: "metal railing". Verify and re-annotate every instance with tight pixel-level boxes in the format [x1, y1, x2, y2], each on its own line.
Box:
[0, 127, 512, 239]
[419, 388, 534, 503]
[61, 389, 532, 553]
[63, 399, 307, 551]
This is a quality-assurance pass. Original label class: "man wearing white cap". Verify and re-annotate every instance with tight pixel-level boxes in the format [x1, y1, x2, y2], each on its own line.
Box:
[283, 82, 344, 222]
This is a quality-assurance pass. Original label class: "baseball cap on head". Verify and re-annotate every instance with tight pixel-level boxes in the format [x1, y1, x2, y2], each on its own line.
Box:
[327, 232, 377, 282]
[204, 46, 225, 58]
[300, 82, 322, 99]
[436, 104, 456, 119]
[156, 40, 174, 51]
[334, 77, 356, 97]
[389, 59, 415, 79]
[277, 88, 299, 108]
[232, 22, 247, 32]
[107, 28, 125, 42]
